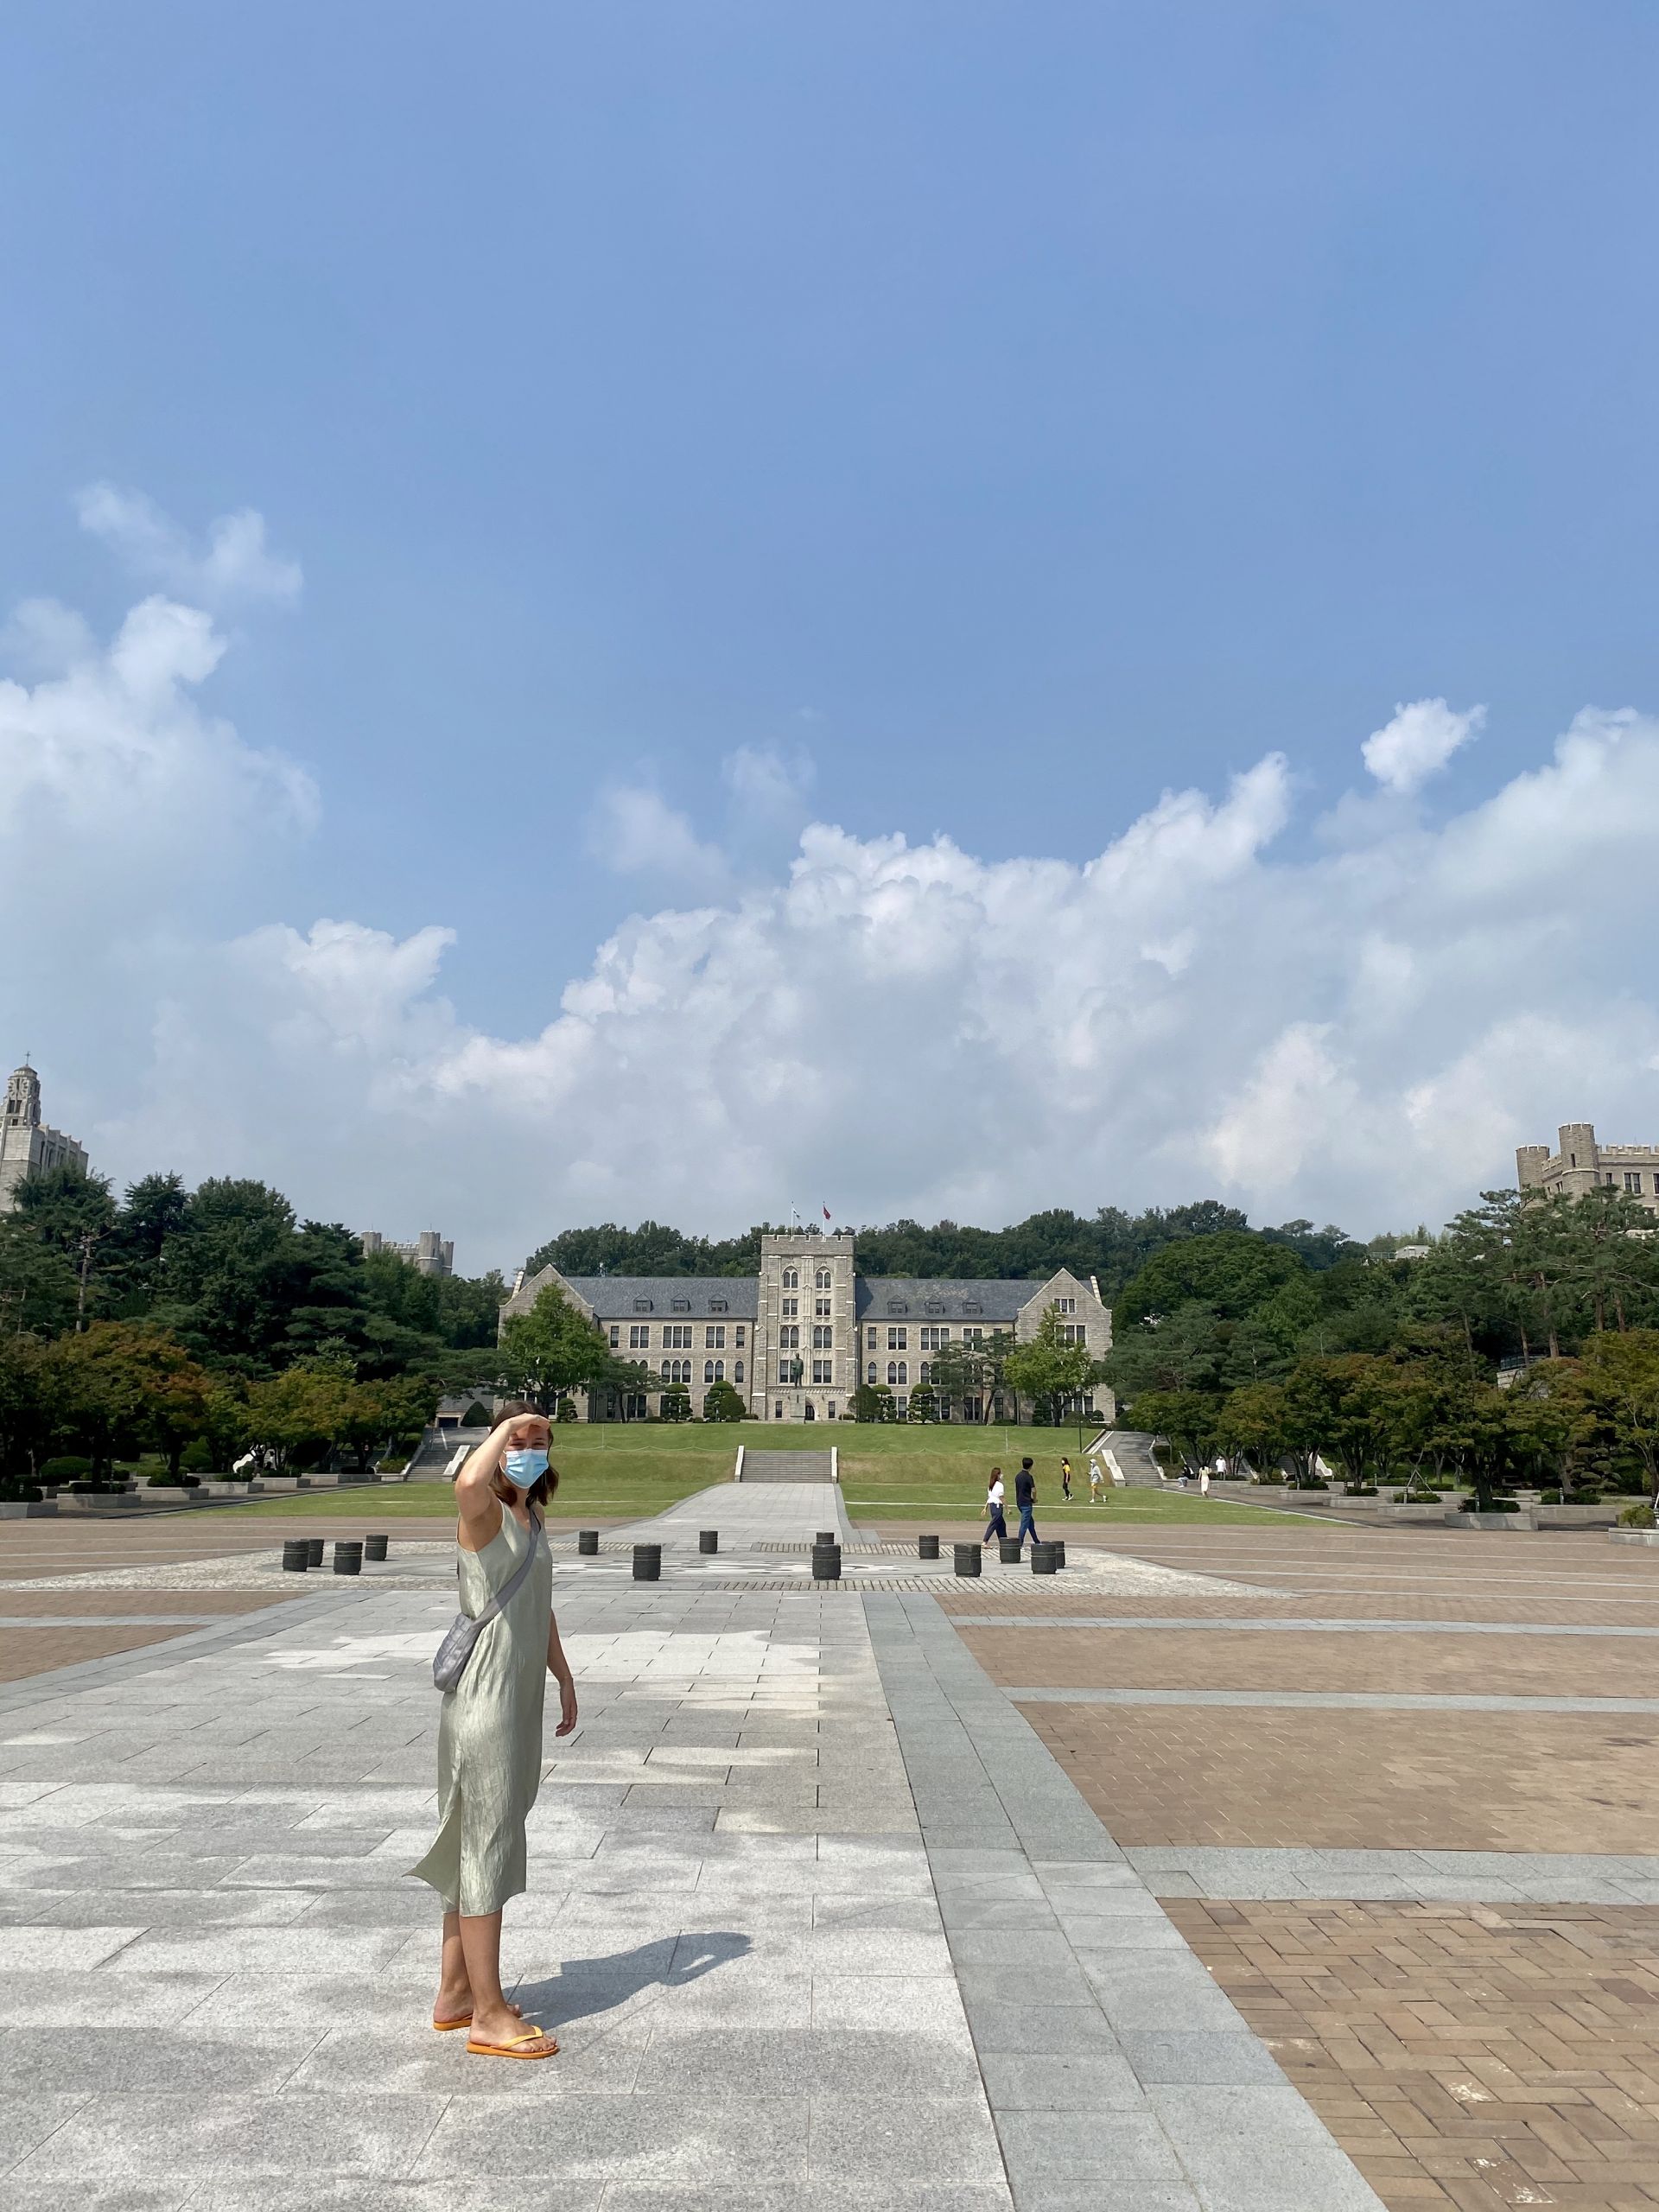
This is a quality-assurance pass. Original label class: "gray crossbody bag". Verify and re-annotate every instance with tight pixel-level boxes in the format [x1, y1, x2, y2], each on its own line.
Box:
[432, 1512, 543, 1692]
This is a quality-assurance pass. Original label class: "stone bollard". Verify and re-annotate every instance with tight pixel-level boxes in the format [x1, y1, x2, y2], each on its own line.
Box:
[282, 1540, 309, 1573]
[305, 1538, 325, 1568]
[633, 1543, 661, 1582]
[1050, 1539, 1065, 1569]
[811, 1541, 842, 1581]
[954, 1541, 982, 1578]
[333, 1541, 363, 1576]
[998, 1538, 1023, 1565]
[918, 1535, 940, 1560]
[816, 1530, 837, 1547]
[364, 1535, 388, 1562]
[700, 1530, 719, 1554]
[1030, 1541, 1058, 1575]
[577, 1529, 600, 1556]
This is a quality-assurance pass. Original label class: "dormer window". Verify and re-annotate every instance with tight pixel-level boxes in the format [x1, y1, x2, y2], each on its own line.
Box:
[887, 1299, 908, 1315]
[632, 1298, 652, 1313]
[962, 1300, 982, 1316]
[709, 1298, 728, 1313]
[924, 1300, 943, 1315]
[671, 1297, 690, 1313]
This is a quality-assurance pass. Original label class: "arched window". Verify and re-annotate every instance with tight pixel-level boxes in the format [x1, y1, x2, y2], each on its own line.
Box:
[898, 1361, 908, 1384]
[714, 1359, 725, 1381]
[734, 1360, 744, 1382]
[782, 1268, 798, 1289]
[659, 1357, 671, 1378]
[704, 1361, 714, 1383]
[815, 1268, 830, 1289]
[867, 1362, 877, 1383]
[887, 1362, 898, 1385]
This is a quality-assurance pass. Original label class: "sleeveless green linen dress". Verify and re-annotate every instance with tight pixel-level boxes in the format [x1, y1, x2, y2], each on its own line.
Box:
[409, 1507, 553, 1916]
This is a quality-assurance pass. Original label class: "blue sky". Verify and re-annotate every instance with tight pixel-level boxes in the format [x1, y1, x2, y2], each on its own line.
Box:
[3, 4, 1658, 1263]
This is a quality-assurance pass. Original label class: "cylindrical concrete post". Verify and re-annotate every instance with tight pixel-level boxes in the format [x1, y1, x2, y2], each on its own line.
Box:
[699, 1530, 719, 1554]
[282, 1540, 308, 1573]
[364, 1535, 388, 1562]
[816, 1530, 837, 1547]
[1051, 1539, 1065, 1569]
[1030, 1541, 1057, 1575]
[811, 1541, 842, 1581]
[918, 1535, 940, 1560]
[632, 1543, 661, 1582]
[333, 1541, 363, 1576]
[305, 1538, 325, 1568]
[954, 1541, 982, 1578]
[577, 1529, 600, 1556]
[998, 1537, 1023, 1565]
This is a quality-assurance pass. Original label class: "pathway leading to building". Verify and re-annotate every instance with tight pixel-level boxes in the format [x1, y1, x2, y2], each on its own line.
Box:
[0, 1487, 1383, 2210]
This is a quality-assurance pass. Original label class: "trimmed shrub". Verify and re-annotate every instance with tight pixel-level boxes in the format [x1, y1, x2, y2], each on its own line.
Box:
[0, 1479, 44, 1503]
[41, 1456, 93, 1485]
[1619, 1503, 1656, 1529]
[180, 1439, 217, 1474]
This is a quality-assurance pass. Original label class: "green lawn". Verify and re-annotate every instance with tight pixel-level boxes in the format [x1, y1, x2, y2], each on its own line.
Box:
[226, 1421, 1323, 1529]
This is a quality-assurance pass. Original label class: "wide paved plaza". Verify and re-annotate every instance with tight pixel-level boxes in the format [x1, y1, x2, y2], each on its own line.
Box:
[3, 1493, 1657, 2210]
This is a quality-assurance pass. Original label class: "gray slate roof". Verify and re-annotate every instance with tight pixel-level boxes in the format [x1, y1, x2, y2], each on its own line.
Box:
[563, 1275, 760, 1319]
[853, 1276, 1039, 1323]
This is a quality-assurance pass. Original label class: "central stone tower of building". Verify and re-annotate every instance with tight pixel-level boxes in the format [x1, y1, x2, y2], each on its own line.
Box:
[754, 1230, 858, 1422]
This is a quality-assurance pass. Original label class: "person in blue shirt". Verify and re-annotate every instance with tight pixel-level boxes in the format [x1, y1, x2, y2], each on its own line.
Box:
[1014, 1459, 1039, 1548]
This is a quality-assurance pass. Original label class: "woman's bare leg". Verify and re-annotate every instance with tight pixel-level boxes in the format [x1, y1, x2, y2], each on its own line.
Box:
[434, 1910, 472, 2024]
[458, 1911, 552, 2050]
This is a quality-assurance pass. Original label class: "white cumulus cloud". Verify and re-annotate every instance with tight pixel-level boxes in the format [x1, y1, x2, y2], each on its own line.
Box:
[76, 484, 302, 608]
[1361, 696, 1484, 795]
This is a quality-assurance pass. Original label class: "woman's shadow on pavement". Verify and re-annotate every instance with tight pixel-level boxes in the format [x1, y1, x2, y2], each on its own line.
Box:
[513, 1931, 752, 2030]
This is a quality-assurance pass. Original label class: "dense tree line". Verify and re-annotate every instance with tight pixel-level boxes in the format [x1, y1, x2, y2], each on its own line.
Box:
[1103, 1188, 1659, 1509]
[527, 1200, 1363, 1293]
[0, 1165, 507, 1495]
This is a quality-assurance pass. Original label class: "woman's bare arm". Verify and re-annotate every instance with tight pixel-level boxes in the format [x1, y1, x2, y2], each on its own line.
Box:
[454, 1414, 543, 1548]
[547, 1608, 578, 1736]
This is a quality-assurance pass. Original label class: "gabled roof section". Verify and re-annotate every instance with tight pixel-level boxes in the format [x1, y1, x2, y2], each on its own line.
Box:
[853, 1276, 1037, 1322]
[563, 1275, 760, 1319]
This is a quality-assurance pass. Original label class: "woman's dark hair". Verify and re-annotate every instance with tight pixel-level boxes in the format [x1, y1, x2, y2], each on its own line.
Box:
[493, 1399, 560, 1511]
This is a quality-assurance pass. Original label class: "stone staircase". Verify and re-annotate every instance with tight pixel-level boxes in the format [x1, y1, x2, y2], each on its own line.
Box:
[736, 1448, 836, 1484]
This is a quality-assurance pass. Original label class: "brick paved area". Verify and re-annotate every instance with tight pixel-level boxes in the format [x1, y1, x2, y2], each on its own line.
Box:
[957, 1626, 1655, 1698]
[1172, 1897, 1659, 2211]
[1020, 1706, 1659, 1853]
[933, 1522, 1659, 2211]
[0, 1622, 203, 1683]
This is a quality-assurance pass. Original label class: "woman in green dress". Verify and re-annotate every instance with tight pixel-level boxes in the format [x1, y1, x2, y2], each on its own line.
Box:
[409, 1402, 578, 2060]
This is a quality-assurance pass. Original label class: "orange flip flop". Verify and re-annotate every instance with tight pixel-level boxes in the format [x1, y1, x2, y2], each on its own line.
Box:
[466, 2024, 559, 2061]
[432, 2012, 472, 2032]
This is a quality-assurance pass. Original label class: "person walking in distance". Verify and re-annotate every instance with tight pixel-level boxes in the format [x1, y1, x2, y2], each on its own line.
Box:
[1060, 1456, 1073, 1501]
[409, 1402, 578, 2061]
[1088, 1453, 1104, 1503]
[1014, 1457, 1039, 1548]
[983, 1466, 1008, 1543]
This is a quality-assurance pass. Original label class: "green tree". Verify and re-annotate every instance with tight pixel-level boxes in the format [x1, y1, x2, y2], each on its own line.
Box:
[658, 1384, 692, 1423]
[1131, 1389, 1216, 1479]
[907, 1384, 938, 1423]
[1576, 1331, 1659, 1506]
[852, 1382, 897, 1422]
[43, 1325, 212, 1478]
[244, 1363, 356, 1472]
[1114, 1232, 1308, 1334]
[702, 1379, 747, 1421]
[493, 1286, 623, 1415]
[1004, 1306, 1096, 1425]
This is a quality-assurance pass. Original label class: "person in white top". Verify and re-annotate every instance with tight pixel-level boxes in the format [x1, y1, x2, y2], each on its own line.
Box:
[983, 1469, 1008, 1542]
[1088, 1456, 1104, 1503]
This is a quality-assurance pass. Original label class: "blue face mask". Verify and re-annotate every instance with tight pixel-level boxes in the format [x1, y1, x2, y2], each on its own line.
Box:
[502, 1446, 549, 1490]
